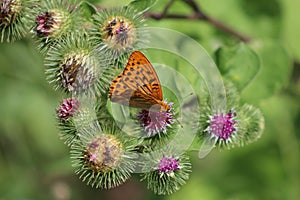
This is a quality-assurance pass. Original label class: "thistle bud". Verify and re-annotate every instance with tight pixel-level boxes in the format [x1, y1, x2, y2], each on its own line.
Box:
[1, 0, 37, 42]
[32, 0, 84, 52]
[45, 33, 107, 96]
[141, 152, 191, 195]
[71, 130, 136, 189]
[35, 9, 69, 38]
[91, 7, 145, 62]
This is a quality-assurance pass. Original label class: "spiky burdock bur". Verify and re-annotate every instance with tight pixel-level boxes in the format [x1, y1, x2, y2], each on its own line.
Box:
[32, 0, 85, 53]
[0, 0, 38, 42]
[136, 101, 175, 137]
[235, 104, 264, 146]
[198, 81, 264, 149]
[45, 32, 111, 96]
[71, 130, 136, 189]
[133, 101, 181, 149]
[141, 151, 191, 195]
[56, 97, 81, 146]
[90, 6, 146, 65]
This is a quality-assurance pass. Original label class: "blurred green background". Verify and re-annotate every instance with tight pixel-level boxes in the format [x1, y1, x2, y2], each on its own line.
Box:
[0, 0, 299, 199]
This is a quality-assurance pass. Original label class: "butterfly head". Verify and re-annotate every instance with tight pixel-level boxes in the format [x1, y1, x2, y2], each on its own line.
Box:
[147, 101, 171, 112]
[161, 102, 171, 112]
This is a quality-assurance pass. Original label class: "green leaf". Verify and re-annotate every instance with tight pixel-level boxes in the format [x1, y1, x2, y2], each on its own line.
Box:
[127, 0, 157, 14]
[77, 1, 98, 17]
[241, 40, 292, 104]
[215, 43, 260, 92]
[281, 0, 300, 61]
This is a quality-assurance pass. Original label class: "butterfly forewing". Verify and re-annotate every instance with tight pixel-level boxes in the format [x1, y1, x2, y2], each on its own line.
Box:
[109, 51, 166, 110]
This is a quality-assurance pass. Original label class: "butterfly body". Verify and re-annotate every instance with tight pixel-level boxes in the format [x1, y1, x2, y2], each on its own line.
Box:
[109, 51, 170, 112]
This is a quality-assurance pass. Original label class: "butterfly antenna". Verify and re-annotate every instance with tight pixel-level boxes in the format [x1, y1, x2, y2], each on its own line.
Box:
[176, 118, 183, 128]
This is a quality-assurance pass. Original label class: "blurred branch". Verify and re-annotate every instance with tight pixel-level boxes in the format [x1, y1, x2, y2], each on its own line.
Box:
[161, 0, 176, 17]
[144, 0, 251, 43]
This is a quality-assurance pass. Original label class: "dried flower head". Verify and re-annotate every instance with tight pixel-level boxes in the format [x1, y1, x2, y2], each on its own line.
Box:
[84, 134, 123, 172]
[91, 7, 145, 61]
[60, 52, 94, 93]
[71, 132, 136, 189]
[1, 0, 37, 42]
[0, 0, 22, 25]
[102, 16, 136, 51]
[45, 33, 108, 96]
[32, 0, 83, 52]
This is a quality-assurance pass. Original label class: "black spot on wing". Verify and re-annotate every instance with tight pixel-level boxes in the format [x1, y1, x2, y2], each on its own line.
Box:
[149, 78, 156, 83]
[146, 71, 153, 75]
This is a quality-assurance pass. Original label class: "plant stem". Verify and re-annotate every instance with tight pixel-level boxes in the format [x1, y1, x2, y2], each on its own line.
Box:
[144, 0, 251, 43]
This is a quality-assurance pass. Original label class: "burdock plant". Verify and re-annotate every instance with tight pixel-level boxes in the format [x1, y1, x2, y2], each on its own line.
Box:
[1, 0, 266, 196]
[90, 6, 146, 65]
[31, 0, 85, 52]
[0, 0, 38, 42]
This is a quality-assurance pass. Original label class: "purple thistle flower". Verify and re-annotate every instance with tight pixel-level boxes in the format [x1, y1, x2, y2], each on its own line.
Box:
[35, 9, 68, 38]
[158, 155, 180, 175]
[206, 109, 237, 141]
[136, 102, 174, 137]
[36, 11, 56, 37]
[56, 98, 80, 120]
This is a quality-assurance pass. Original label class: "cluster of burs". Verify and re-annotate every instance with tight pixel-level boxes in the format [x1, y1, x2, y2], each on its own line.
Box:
[0, 0, 264, 195]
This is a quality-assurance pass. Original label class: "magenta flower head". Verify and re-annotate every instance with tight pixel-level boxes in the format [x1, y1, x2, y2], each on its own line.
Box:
[141, 152, 191, 195]
[35, 11, 57, 37]
[35, 9, 70, 38]
[32, 0, 84, 53]
[206, 109, 237, 143]
[56, 98, 80, 120]
[158, 155, 180, 177]
[206, 110, 236, 140]
[136, 102, 174, 137]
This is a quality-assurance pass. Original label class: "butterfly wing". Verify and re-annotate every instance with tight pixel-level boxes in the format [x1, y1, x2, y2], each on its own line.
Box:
[109, 51, 163, 109]
[198, 137, 217, 158]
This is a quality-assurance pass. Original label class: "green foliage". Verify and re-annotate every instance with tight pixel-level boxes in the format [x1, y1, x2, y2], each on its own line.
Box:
[215, 43, 260, 92]
[0, 0, 299, 199]
[127, 0, 157, 14]
[78, 1, 98, 16]
[242, 41, 292, 104]
[281, 0, 300, 61]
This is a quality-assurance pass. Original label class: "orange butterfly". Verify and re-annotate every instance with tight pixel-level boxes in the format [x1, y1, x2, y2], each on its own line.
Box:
[109, 51, 170, 112]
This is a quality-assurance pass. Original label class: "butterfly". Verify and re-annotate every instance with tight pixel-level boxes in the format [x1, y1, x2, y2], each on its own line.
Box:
[108, 51, 170, 112]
